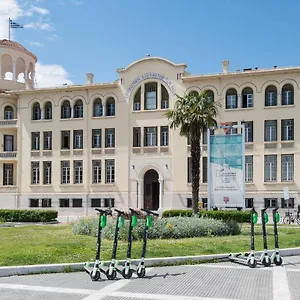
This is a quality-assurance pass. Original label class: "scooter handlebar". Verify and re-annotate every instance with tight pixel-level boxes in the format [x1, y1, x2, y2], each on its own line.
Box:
[141, 208, 159, 216]
[114, 208, 127, 216]
[95, 208, 112, 215]
[261, 207, 268, 213]
[273, 207, 279, 212]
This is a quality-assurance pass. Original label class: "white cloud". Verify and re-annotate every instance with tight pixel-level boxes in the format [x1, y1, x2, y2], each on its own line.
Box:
[35, 62, 73, 88]
[24, 21, 54, 31]
[30, 6, 50, 15]
[28, 41, 43, 47]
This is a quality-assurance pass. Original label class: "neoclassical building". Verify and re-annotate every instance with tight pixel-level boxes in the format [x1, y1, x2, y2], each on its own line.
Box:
[0, 39, 299, 217]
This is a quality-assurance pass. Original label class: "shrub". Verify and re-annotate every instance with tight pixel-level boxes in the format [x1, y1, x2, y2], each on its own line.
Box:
[72, 216, 241, 240]
[0, 209, 58, 222]
[162, 209, 251, 223]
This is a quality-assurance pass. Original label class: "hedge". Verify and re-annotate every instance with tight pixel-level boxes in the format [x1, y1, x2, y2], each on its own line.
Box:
[162, 209, 251, 223]
[0, 209, 58, 222]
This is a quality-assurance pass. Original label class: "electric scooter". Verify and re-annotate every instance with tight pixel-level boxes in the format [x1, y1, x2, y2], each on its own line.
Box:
[136, 208, 159, 277]
[271, 207, 283, 266]
[121, 208, 139, 279]
[106, 208, 127, 280]
[84, 208, 112, 281]
[260, 208, 271, 267]
[229, 207, 258, 268]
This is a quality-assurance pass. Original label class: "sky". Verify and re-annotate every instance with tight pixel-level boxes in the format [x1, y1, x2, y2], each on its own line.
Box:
[1, 0, 300, 88]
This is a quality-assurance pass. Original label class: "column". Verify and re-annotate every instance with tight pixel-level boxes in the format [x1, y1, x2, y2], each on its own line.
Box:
[24, 64, 28, 80]
[0, 63, 2, 79]
[157, 83, 161, 109]
[141, 84, 145, 110]
[71, 105, 74, 118]
[12, 61, 17, 81]
[278, 92, 282, 106]
[40, 107, 44, 120]
[137, 179, 143, 208]
[102, 101, 106, 116]
[159, 179, 164, 209]
[237, 94, 242, 108]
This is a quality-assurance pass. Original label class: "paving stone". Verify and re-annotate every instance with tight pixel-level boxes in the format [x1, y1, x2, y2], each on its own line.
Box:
[286, 270, 300, 300]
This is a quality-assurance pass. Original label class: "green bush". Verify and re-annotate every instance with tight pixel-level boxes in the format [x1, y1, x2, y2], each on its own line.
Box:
[162, 209, 251, 223]
[0, 209, 58, 222]
[72, 216, 241, 240]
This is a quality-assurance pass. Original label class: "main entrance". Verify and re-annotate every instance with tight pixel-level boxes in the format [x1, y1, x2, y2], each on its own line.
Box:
[143, 169, 159, 210]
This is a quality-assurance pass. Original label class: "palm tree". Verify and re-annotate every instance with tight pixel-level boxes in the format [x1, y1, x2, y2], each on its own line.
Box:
[165, 90, 221, 214]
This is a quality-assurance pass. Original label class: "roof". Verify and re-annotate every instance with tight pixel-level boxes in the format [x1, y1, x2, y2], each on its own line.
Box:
[0, 39, 37, 62]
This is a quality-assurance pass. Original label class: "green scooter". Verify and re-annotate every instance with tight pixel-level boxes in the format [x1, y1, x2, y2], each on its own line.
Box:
[271, 207, 283, 266]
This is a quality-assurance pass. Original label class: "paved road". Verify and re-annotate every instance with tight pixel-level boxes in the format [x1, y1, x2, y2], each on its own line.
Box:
[0, 255, 299, 300]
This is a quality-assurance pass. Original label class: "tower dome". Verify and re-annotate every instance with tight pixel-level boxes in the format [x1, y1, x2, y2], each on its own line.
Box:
[0, 39, 37, 90]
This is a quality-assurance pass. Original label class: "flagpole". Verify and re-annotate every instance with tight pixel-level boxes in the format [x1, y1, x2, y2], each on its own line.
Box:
[8, 18, 10, 41]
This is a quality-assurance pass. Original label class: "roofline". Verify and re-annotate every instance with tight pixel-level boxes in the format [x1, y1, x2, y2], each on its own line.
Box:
[8, 81, 118, 95]
[182, 66, 300, 82]
[117, 57, 187, 73]
[0, 43, 37, 62]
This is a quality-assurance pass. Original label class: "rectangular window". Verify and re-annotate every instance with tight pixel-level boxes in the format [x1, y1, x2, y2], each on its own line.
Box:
[244, 121, 253, 142]
[281, 154, 294, 182]
[202, 157, 207, 183]
[105, 159, 115, 183]
[73, 130, 83, 149]
[187, 198, 192, 208]
[282, 90, 293, 105]
[242, 93, 253, 108]
[105, 128, 115, 148]
[264, 155, 277, 182]
[281, 119, 294, 141]
[72, 198, 82, 207]
[202, 198, 208, 210]
[29, 198, 39, 207]
[264, 198, 277, 208]
[92, 129, 101, 148]
[160, 126, 168, 146]
[266, 92, 277, 106]
[187, 157, 191, 183]
[91, 198, 101, 207]
[281, 198, 294, 208]
[31, 132, 40, 150]
[264, 120, 277, 142]
[245, 156, 253, 182]
[59, 198, 69, 207]
[226, 122, 238, 135]
[133, 127, 141, 147]
[4, 135, 14, 152]
[42, 198, 51, 207]
[43, 161, 52, 185]
[61, 131, 70, 149]
[145, 83, 157, 110]
[144, 127, 157, 146]
[104, 198, 115, 207]
[74, 160, 83, 184]
[226, 95, 237, 109]
[3, 163, 13, 185]
[245, 198, 253, 208]
[61, 161, 70, 184]
[43, 132, 52, 150]
[31, 162, 40, 184]
[92, 160, 101, 184]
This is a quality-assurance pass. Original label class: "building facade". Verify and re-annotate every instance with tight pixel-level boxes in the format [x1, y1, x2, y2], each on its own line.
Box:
[0, 39, 299, 217]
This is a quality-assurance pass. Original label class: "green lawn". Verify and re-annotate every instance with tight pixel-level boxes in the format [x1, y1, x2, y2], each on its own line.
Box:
[0, 224, 299, 266]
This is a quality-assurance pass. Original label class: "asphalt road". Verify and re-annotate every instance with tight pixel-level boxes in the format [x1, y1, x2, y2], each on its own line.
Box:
[0, 255, 299, 300]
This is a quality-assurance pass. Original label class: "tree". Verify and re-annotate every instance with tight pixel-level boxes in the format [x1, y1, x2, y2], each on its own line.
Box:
[165, 90, 221, 214]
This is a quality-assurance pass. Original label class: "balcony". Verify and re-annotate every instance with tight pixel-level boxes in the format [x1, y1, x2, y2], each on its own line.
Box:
[0, 151, 17, 159]
[0, 119, 17, 128]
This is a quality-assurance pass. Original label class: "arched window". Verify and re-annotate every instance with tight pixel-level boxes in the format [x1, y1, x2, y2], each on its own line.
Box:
[205, 90, 214, 103]
[265, 85, 277, 106]
[161, 85, 169, 109]
[44, 102, 52, 120]
[145, 82, 157, 110]
[4, 106, 14, 119]
[106, 97, 115, 116]
[189, 90, 199, 97]
[74, 99, 83, 118]
[133, 87, 141, 111]
[282, 84, 294, 105]
[93, 98, 103, 117]
[61, 100, 71, 119]
[32, 102, 41, 120]
[242, 87, 253, 108]
[226, 88, 238, 109]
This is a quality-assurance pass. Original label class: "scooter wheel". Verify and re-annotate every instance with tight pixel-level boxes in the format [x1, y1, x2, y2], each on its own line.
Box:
[106, 269, 117, 280]
[247, 260, 257, 269]
[274, 256, 283, 266]
[262, 257, 271, 267]
[137, 267, 146, 278]
[90, 270, 101, 281]
[122, 268, 133, 279]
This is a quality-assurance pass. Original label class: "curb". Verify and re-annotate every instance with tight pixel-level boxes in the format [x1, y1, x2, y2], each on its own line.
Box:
[1, 247, 300, 278]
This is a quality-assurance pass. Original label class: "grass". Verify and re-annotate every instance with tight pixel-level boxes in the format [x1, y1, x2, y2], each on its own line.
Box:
[0, 223, 299, 266]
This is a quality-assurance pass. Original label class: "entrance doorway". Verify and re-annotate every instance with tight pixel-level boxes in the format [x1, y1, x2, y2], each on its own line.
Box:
[143, 169, 159, 210]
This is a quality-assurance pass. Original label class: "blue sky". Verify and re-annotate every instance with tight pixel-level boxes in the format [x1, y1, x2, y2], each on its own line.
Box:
[1, 0, 300, 87]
